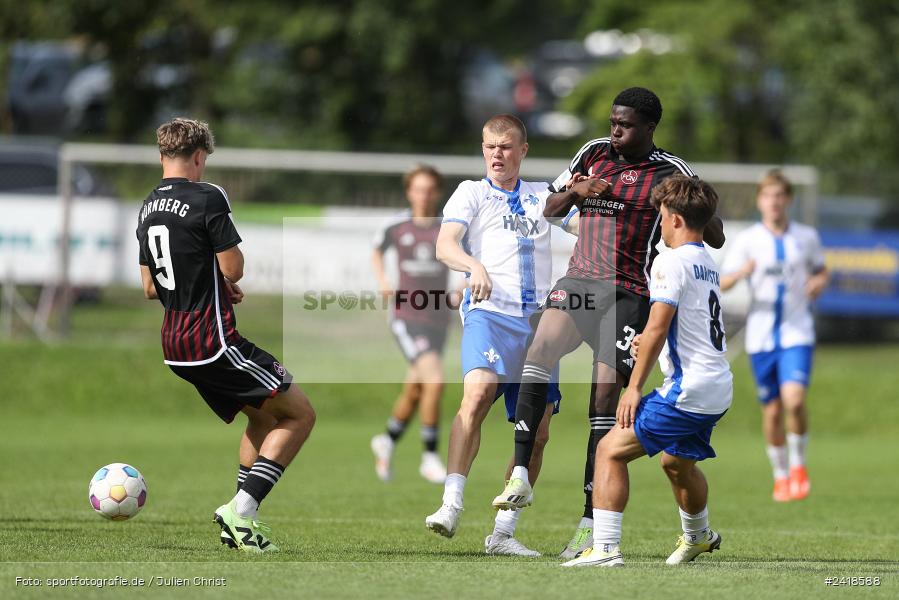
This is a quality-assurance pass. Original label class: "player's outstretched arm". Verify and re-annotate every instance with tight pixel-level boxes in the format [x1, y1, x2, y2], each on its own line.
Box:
[618, 302, 676, 428]
[140, 265, 158, 300]
[806, 266, 829, 299]
[436, 221, 492, 301]
[216, 246, 244, 283]
[720, 259, 755, 291]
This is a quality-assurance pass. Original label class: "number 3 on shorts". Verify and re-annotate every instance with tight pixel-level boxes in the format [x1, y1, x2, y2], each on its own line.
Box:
[616, 325, 636, 351]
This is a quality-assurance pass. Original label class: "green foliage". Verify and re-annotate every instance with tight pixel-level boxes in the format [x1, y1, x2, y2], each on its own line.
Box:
[3, 1, 899, 196]
[567, 0, 899, 196]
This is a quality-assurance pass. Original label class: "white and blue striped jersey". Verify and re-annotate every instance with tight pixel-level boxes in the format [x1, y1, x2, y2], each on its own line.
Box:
[723, 222, 825, 354]
[442, 178, 553, 318]
[649, 243, 733, 415]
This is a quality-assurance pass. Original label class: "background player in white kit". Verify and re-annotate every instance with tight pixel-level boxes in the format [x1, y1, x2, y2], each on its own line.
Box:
[424, 114, 575, 556]
[563, 175, 732, 567]
[721, 169, 828, 502]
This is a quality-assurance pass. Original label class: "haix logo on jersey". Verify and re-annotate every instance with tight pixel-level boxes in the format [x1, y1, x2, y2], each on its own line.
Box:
[502, 215, 539, 236]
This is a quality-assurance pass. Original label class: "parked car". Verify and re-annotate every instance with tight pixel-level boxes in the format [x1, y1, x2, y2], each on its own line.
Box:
[0, 138, 112, 196]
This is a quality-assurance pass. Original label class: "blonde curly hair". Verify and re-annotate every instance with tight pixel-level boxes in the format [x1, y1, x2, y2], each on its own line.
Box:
[156, 118, 215, 158]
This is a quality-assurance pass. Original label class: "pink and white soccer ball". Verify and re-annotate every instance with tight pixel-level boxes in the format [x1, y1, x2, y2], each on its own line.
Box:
[88, 463, 148, 520]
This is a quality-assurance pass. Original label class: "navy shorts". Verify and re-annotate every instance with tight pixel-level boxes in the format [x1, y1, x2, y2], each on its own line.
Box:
[634, 391, 726, 461]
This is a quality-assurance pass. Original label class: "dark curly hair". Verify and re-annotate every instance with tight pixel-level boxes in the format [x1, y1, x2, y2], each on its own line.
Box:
[613, 87, 662, 124]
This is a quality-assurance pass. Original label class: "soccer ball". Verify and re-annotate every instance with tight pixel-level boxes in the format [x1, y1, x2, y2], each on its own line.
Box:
[88, 463, 148, 521]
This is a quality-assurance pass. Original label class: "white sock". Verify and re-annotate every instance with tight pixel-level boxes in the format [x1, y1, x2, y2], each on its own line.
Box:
[511, 465, 530, 485]
[443, 473, 466, 509]
[233, 489, 259, 518]
[579, 516, 594, 530]
[592, 509, 622, 547]
[786, 432, 808, 467]
[766, 445, 789, 480]
[492, 508, 521, 538]
[678, 506, 710, 544]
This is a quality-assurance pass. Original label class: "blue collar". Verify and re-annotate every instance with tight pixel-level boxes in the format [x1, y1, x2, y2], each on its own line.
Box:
[483, 177, 521, 196]
[684, 241, 704, 247]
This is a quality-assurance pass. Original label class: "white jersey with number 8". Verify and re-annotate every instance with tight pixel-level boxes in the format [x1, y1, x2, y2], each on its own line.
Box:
[649, 242, 733, 415]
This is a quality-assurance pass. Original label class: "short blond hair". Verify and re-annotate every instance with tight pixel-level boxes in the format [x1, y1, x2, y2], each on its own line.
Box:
[483, 114, 527, 144]
[758, 168, 793, 197]
[156, 118, 215, 158]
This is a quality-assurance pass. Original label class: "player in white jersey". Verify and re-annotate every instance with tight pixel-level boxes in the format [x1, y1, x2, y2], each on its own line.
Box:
[425, 114, 577, 556]
[721, 169, 828, 502]
[563, 175, 732, 567]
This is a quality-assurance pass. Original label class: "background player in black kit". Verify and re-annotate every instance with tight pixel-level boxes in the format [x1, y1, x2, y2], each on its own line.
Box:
[370, 165, 451, 485]
[491, 88, 725, 558]
[136, 118, 316, 553]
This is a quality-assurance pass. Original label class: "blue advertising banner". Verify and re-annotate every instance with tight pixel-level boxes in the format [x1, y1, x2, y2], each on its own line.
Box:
[818, 230, 899, 318]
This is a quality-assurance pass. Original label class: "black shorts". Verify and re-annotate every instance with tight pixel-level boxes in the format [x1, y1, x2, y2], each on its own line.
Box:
[390, 318, 448, 363]
[543, 277, 649, 382]
[169, 338, 292, 423]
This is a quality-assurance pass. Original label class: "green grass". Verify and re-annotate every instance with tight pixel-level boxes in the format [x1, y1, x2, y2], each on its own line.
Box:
[231, 201, 323, 224]
[1, 289, 897, 598]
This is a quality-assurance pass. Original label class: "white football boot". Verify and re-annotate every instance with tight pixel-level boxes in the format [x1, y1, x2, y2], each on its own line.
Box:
[425, 504, 462, 538]
[485, 534, 541, 557]
[419, 452, 447, 484]
[370, 434, 394, 482]
[492, 477, 533, 511]
[666, 530, 722, 565]
[560, 544, 624, 567]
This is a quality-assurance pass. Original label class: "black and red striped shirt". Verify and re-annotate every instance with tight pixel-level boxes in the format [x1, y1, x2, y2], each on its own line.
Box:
[373, 212, 451, 326]
[136, 178, 243, 364]
[549, 138, 694, 297]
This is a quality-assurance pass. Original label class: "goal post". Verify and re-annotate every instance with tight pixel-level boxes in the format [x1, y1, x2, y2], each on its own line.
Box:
[44, 142, 818, 338]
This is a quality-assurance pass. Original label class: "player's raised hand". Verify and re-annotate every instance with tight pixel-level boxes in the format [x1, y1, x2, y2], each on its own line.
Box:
[617, 387, 642, 428]
[224, 279, 244, 304]
[564, 173, 588, 189]
[469, 262, 493, 302]
[570, 177, 611, 200]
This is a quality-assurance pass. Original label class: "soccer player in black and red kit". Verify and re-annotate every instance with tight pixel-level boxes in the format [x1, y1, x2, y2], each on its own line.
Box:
[370, 165, 452, 484]
[490, 88, 725, 558]
[136, 118, 315, 552]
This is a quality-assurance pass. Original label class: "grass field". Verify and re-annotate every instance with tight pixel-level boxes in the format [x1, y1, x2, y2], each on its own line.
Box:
[1, 289, 897, 598]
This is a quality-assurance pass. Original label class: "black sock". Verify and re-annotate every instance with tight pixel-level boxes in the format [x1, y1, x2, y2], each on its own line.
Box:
[237, 464, 251, 494]
[421, 425, 438, 453]
[583, 415, 616, 518]
[241, 456, 286, 505]
[386, 416, 407, 442]
[513, 362, 552, 468]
